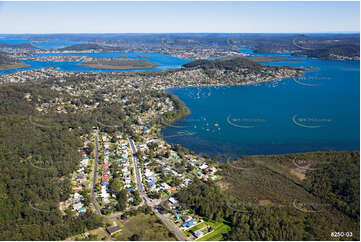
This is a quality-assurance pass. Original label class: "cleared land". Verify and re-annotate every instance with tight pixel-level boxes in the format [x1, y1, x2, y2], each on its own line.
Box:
[78, 58, 158, 70]
[114, 213, 176, 241]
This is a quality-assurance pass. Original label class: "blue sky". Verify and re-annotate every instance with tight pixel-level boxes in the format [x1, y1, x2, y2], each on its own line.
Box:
[0, 1, 359, 33]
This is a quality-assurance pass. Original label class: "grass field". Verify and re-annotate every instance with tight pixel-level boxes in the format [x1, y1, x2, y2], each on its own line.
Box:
[114, 213, 176, 241]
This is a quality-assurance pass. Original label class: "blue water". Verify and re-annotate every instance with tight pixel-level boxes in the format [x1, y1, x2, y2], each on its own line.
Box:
[239, 45, 293, 57]
[0, 37, 85, 49]
[162, 50, 360, 157]
[0, 38, 29, 45]
[0, 51, 190, 74]
[0, 37, 190, 74]
[1, 38, 360, 157]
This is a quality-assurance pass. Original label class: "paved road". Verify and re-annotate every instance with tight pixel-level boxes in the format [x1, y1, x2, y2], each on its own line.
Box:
[91, 131, 102, 215]
[128, 138, 145, 195]
[128, 137, 187, 241]
[90, 133, 141, 220]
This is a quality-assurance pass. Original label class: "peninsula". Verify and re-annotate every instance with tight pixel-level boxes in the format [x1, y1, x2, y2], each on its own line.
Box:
[0, 52, 29, 70]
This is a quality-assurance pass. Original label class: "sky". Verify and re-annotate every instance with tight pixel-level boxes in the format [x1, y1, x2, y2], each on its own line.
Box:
[0, 1, 359, 34]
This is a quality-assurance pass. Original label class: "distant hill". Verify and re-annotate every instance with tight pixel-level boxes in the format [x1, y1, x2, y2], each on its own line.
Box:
[293, 44, 360, 60]
[58, 43, 119, 51]
[178, 56, 303, 85]
[0, 52, 15, 65]
[0, 42, 38, 49]
[0, 52, 29, 70]
[182, 56, 262, 72]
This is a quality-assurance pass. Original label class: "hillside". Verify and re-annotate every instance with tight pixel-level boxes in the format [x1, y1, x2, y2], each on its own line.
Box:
[0, 53, 15, 65]
[182, 56, 263, 72]
[0, 42, 38, 49]
[293, 44, 360, 60]
[0, 52, 29, 70]
[58, 43, 119, 51]
[178, 56, 303, 85]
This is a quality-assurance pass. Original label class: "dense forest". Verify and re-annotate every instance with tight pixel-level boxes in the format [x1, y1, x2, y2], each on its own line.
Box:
[293, 44, 360, 59]
[182, 57, 263, 72]
[182, 56, 303, 78]
[176, 151, 360, 241]
[0, 79, 191, 240]
[0, 85, 103, 240]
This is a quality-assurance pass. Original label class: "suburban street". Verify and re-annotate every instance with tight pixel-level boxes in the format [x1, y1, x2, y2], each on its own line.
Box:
[128, 137, 187, 241]
[90, 133, 187, 239]
[91, 130, 102, 216]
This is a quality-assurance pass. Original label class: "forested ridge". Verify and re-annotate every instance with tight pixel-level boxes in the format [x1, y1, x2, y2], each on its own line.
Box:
[0, 85, 102, 240]
[182, 57, 263, 71]
[293, 44, 360, 59]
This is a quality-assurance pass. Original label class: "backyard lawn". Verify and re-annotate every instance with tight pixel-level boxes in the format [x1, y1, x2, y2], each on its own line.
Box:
[197, 221, 230, 241]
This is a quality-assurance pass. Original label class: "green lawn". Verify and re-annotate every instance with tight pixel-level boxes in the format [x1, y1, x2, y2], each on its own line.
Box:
[184, 222, 207, 236]
[197, 222, 230, 241]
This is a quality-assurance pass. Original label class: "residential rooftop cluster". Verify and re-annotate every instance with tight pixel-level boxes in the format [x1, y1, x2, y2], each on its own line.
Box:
[61, 135, 93, 216]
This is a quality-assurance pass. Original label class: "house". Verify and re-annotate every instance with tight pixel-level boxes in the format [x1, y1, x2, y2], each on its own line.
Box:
[122, 151, 128, 158]
[106, 226, 122, 235]
[167, 187, 177, 193]
[73, 192, 81, 199]
[78, 207, 87, 214]
[80, 159, 88, 166]
[169, 197, 178, 204]
[194, 229, 204, 238]
[182, 219, 196, 228]
[210, 167, 217, 174]
[102, 135, 108, 142]
[199, 163, 208, 170]
[101, 175, 109, 183]
[144, 169, 153, 178]
[104, 156, 109, 163]
[147, 180, 156, 186]
[73, 202, 83, 211]
[181, 215, 192, 222]
[124, 178, 132, 186]
[184, 179, 192, 185]
[149, 184, 158, 192]
[161, 183, 171, 190]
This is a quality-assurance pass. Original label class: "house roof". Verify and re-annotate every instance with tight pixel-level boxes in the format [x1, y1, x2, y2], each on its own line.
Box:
[106, 226, 122, 235]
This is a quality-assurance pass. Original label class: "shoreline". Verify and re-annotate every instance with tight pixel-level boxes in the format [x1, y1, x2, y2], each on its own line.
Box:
[158, 66, 357, 159]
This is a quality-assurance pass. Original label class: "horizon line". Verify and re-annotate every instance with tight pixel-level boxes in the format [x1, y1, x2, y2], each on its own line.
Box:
[1, 32, 360, 35]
